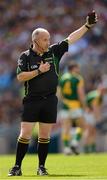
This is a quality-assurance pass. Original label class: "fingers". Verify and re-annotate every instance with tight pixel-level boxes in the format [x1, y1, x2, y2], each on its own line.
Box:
[44, 62, 50, 71]
[39, 61, 50, 73]
[87, 10, 98, 25]
[40, 61, 44, 65]
[45, 62, 50, 66]
[40, 61, 50, 66]
[43, 62, 50, 68]
[95, 13, 98, 23]
[93, 10, 98, 23]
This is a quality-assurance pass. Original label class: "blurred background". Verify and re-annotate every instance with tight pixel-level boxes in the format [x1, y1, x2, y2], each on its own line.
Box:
[0, 0, 107, 154]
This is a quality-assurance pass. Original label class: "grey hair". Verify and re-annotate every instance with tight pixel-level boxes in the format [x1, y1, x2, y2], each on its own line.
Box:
[32, 28, 49, 41]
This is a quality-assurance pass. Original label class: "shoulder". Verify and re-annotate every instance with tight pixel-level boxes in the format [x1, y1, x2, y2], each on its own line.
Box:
[87, 90, 96, 99]
[20, 50, 30, 57]
[74, 74, 84, 81]
[18, 50, 30, 62]
[61, 72, 71, 81]
[71, 74, 84, 88]
[18, 50, 29, 66]
[50, 39, 68, 50]
[51, 39, 68, 46]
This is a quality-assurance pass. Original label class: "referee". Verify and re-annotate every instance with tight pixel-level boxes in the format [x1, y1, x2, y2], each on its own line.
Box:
[8, 11, 97, 176]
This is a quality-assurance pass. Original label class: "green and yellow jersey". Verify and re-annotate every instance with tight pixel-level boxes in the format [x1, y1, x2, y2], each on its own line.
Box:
[59, 72, 84, 109]
[86, 90, 102, 108]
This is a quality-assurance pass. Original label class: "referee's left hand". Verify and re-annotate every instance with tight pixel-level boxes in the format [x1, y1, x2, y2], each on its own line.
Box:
[39, 61, 50, 73]
[86, 10, 98, 28]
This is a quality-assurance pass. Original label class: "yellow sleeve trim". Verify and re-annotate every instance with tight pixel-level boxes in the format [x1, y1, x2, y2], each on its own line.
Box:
[78, 79, 84, 88]
[92, 98, 99, 106]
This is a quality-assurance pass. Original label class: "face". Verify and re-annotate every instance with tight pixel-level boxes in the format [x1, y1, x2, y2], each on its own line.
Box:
[35, 32, 50, 52]
[100, 88, 107, 95]
[74, 66, 80, 73]
[70, 66, 80, 74]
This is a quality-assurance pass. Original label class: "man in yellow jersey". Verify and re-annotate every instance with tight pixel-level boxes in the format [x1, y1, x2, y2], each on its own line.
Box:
[58, 61, 87, 155]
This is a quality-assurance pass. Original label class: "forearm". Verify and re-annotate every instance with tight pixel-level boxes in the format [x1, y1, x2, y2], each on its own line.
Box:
[17, 70, 39, 82]
[93, 105, 101, 122]
[67, 24, 88, 44]
[79, 96, 86, 109]
[56, 87, 63, 100]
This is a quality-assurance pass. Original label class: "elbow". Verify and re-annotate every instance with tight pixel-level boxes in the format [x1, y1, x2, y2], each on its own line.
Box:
[17, 74, 24, 82]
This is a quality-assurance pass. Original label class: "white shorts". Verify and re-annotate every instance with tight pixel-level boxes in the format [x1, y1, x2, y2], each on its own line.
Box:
[58, 108, 83, 120]
[84, 112, 96, 126]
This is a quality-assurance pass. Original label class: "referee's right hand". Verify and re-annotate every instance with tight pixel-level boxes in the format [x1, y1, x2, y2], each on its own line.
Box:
[39, 61, 50, 73]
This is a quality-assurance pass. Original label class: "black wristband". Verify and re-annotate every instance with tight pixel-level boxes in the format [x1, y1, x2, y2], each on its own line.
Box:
[85, 24, 90, 30]
[37, 69, 42, 75]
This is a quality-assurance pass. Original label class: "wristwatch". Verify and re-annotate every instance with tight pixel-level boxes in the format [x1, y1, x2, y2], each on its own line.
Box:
[37, 68, 42, 75]
[85, 24, 90, 29]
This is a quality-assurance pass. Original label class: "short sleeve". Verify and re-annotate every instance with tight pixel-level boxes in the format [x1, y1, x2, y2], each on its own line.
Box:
[92, 98, 99, 106]
[78, 78, 84, 88]
[51, 39, 68, 61]
[17, 53, 28, 74]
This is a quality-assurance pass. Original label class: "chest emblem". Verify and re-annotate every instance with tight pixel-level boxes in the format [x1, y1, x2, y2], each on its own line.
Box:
[31, 65, 38, 69]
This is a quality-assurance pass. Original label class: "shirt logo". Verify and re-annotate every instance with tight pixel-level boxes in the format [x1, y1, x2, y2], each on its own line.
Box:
[18, 58, 23, 66]
[31, 65, 38, 69]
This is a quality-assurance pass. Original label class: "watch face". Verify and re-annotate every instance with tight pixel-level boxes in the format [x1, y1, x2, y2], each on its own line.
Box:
[38, 69, 42, 75]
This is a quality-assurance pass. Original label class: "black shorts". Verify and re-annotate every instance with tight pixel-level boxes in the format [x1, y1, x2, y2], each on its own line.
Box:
[22, 95, 58, 123]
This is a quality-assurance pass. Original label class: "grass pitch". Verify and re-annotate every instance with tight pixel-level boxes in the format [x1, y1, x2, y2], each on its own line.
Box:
[0, 153, 107, 180]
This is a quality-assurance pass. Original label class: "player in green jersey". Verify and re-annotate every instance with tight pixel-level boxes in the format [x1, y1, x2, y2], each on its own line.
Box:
[84, 88, 103, 153]
[58, 61, 87, 155]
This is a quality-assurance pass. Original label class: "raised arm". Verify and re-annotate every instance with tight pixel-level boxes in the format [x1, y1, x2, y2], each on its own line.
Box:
[67, 11, 97, 44]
